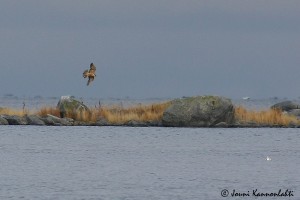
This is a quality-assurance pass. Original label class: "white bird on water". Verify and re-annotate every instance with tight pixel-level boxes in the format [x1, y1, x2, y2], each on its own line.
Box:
[266, 156, 272, 161]
[242, 97, 250, 100]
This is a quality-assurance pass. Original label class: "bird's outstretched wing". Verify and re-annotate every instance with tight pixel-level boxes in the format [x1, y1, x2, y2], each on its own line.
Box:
[83, 69, 89, 78]
[89, 63, 96, 74]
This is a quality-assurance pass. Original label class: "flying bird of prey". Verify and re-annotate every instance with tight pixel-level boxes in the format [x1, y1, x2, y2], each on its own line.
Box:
[83, 63, 96, 86]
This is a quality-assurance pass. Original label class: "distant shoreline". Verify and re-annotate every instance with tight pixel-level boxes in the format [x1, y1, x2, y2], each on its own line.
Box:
[1, 99, 300, 128]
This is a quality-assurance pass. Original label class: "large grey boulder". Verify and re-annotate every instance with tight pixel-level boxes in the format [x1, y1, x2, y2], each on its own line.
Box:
[57, 96, 89, 118]
[162, 96, 235, 127]
[1, 115, 28, 125]
[0, 116, 9, 125]
[271, 101, 300, 111]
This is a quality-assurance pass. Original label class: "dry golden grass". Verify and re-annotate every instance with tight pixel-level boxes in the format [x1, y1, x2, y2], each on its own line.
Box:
[100, 102, 170, 124]
[235, 106, 299, 126]
[37, 107, 61, 118]
[0, 107, 30, 116]
[36, 106, 97, 122]
[35, 102, 171, 123]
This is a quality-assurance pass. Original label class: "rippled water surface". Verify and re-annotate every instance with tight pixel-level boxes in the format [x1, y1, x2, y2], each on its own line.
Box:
[0, 126, 299, 200]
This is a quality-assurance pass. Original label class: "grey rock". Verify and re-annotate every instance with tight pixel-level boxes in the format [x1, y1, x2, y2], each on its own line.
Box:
[46, 114, 62, 123]
[60, 119, 74, 126]
[125, 120, 148, 127]
[146, 120, 162, 127]
[214, 122, 229, 128]
[271, 101, 300, 111]
[231, 122, 245, 128]
[162, 96, 235, 127]
[53, 123, 63, 126]
[232, 122, 260, 128]
[0, 116, 9, 125]
[57, 96, 89, 118]
[1, 115, 28, 125]
[73, 121, 89, 126]
[287, 109, 300, 118]
[64, 117, 75, 123]
[287, 122, 297, 128]
[95, 118, 109, 126]
[26, 115, 45, 126]
[41, 117, 55, 125]
[46, 114, 73, 126]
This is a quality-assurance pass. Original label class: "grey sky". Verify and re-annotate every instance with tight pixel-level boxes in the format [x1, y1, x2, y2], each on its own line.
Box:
[0, 0, 299, 99]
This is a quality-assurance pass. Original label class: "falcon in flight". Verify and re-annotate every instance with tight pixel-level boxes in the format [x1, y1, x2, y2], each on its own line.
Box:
[83, 63, 96, 86]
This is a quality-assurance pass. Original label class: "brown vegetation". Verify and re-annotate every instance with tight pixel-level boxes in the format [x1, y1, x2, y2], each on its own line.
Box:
[235, 106, 299, 126]
[2, 103, 299, 126]
[37, 107, 61, 118]
[100, 102, 170, 124]
[0, 107, 29, 116]
[36, 102, 171, 123]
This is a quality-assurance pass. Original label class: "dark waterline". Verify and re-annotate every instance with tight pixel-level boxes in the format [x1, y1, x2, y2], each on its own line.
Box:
[0, 126, 299, 199]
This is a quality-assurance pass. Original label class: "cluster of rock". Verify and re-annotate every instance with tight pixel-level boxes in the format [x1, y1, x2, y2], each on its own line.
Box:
[0, 114, 163, 127]
[0, 95, 235, 127]
[0, 114, 70, 126]
[2, 95, 300, 127]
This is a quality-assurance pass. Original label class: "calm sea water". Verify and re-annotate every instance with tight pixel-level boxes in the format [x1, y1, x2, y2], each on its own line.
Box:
[0, 126, 299, 200]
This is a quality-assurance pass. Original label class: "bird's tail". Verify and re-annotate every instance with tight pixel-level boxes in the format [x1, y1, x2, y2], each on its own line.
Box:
[87, 76, 94, 86]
